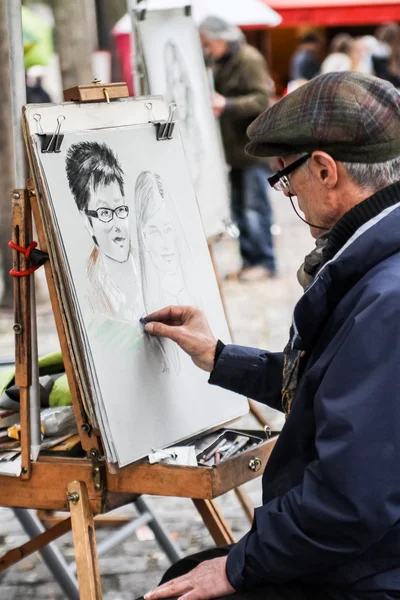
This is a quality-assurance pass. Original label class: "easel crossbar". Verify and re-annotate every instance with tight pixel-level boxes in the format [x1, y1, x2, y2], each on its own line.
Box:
[0, 517, 72, 572]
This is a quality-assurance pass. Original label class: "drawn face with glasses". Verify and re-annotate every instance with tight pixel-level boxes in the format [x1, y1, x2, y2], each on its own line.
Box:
[84, 181, 130, 263]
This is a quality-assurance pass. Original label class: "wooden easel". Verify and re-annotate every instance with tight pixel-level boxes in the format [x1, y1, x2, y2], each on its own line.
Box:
[0, 82, 277, 599]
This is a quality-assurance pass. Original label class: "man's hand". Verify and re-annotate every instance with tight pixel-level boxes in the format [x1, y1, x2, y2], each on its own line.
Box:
[212, 92, 227, 117]
[144, 557, 235, 600]
[144, 306, 217, 372]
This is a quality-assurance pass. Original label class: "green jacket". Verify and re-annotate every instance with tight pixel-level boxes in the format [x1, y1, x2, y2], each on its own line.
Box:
[214, 43, 274, 169]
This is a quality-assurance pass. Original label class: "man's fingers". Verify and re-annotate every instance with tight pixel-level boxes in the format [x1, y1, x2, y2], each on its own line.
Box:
[145, 321, 182, 343]
[145, 305, 188, 324]
[145, 576, 192, 600]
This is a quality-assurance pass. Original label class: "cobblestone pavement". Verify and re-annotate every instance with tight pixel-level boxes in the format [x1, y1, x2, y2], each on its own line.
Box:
[0, 189, 311, 599]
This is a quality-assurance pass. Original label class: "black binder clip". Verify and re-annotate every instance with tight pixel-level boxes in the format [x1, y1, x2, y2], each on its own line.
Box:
[34, 114, 65, 154]
[146, 103, 177, 142]
[136, 0, 146, 21]
[184, 4, 192, 16]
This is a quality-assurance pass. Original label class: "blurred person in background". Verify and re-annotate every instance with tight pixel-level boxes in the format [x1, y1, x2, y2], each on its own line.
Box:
[289, 33, 322, 81]
[372, 22, 400, 88]
[26, 65, 51, 104]
[199, 16, 277, 281]
[356, 35, 380, 75]
[320, 33, 354, 73]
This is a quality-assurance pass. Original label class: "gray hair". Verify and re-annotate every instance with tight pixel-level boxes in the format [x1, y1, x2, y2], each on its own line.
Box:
[298, 153, 400, 193]
[341, 156, 400, 191]
[199, 16, 245, 43]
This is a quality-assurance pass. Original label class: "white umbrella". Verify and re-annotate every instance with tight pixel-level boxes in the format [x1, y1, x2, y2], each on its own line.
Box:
[118, 0, 282, 31]
[190, 0, 282, 27]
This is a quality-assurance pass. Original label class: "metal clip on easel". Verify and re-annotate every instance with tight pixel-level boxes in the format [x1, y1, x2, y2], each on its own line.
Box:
[34, 114, 66, 153]
[145, 102, 177, 141]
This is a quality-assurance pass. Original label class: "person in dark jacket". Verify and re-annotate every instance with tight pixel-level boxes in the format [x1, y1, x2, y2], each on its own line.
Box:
[142, 72, 400, 600]
[290, 33, 323, 81]
[200, 17, 277, 281]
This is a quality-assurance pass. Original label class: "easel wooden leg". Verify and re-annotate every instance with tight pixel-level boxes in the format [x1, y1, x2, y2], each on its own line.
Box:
[234, 487, 254, 523]
[0, 517, 71, 572]
[68, 481, 103, 600]
[192, 499, 236, 546]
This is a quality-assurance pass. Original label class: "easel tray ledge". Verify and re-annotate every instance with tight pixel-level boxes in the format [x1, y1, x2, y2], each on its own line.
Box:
[0, 435, 277, 512]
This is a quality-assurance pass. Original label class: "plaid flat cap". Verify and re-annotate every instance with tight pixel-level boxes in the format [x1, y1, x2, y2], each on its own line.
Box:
[246, 72, 400, 163]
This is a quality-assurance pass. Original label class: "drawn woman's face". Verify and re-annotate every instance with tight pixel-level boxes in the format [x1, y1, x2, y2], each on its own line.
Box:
[143, 196, 179, 275]
[84, 181, 130, 263]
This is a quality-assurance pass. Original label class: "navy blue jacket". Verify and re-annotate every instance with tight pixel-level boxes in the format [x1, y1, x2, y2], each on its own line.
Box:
[210, 197, 400, 598]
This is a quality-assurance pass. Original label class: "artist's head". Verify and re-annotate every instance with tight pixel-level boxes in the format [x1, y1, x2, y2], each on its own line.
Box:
[135, 171, 180, 276]
[65, 141, 129, 262]
[246, 72, 400, 239]
[165, 40, 191, 122]
[199, 16, 244, 61]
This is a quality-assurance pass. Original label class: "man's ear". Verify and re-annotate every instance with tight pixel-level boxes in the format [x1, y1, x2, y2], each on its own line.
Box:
[81, 210, 94, 237]
[309, 151, 338, 189]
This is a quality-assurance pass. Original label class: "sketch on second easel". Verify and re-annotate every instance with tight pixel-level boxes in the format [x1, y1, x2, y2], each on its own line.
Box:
[164, 40, 204, 186]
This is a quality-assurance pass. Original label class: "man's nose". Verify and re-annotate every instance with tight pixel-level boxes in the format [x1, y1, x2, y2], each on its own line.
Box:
[113, 216, 122, 230]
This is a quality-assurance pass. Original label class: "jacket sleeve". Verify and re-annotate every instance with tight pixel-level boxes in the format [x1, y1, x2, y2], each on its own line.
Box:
[226, 288, 400, 588]
[208, 344, 284, 411]
[223, 55, 274, 119]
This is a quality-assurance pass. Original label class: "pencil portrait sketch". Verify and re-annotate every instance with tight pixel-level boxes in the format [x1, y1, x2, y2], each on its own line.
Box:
[65, 141, 145, 324]
[135, 171, 199, 373]
[65, 141, 171, 374]
[164, 40, 204, 185]
[31, 115, 247, 467]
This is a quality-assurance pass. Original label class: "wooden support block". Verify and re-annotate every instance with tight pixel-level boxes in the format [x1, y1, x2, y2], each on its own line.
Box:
[192, 499, 235, 547]
[63, 82, 129, 103]
[0, 517, 71, 572]
[68, 481, 103, 600]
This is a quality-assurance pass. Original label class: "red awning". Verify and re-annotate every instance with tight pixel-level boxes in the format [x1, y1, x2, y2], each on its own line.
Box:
[265, 0, 400, 26]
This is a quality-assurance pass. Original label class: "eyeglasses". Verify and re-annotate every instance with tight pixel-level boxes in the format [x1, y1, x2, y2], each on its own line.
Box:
[85, 205, 129, 223]
[268, 154, 311, 192]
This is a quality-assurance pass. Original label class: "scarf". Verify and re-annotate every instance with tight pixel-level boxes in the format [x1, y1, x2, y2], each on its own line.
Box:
[282, 232, 330, 415]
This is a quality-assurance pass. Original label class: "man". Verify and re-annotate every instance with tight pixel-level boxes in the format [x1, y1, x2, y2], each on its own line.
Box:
[143, 72, 400, 599]
[65, 141, 144, 323]
[200, 17, 277, 281]
[289, 33, 322, 82]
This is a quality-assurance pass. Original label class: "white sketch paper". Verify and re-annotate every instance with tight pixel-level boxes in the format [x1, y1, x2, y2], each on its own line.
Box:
[135, 8, 231, 239]
[34, 123, 248, 467]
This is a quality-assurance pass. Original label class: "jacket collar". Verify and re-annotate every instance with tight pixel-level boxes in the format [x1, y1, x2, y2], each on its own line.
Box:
[292, 198, 400, 351]
[325, 180, 400, 262]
